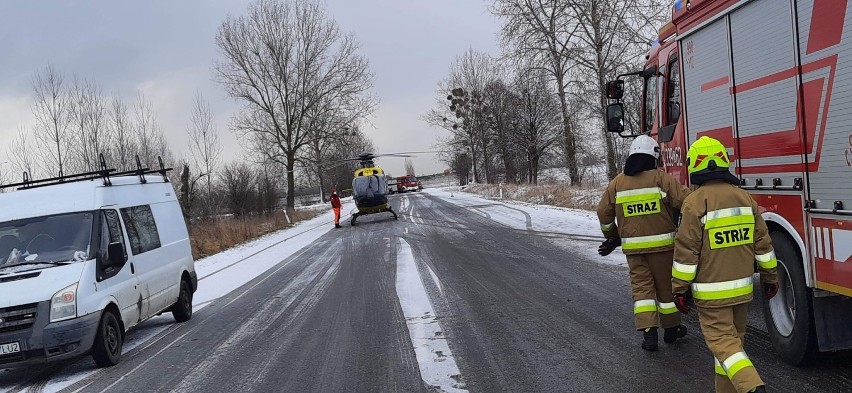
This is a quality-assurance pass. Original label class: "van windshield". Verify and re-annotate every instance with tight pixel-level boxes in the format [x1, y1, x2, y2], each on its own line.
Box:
[0, 212, 94, 272]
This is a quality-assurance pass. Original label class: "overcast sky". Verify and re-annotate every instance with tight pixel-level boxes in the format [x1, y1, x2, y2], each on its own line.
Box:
[0, 0, 501, 178]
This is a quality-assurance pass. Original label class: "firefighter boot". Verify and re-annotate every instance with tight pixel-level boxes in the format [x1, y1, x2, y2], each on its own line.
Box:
[751, 386, 766, 393]
[641, 327, 659, 351]
[664, 325, 687, 343]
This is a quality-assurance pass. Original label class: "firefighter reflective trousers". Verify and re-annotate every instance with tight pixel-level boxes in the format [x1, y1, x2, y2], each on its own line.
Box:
[698, 303, 764, 393]
[333, 207, 341, 225]
[626, 250, 681, 330]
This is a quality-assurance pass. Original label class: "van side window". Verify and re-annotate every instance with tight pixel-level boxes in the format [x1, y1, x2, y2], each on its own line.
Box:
[120, 205, 161, 255]
[103, 210, 126, 257]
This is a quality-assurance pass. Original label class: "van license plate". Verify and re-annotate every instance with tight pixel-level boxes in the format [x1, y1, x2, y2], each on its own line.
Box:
[0, 342, 21, 355]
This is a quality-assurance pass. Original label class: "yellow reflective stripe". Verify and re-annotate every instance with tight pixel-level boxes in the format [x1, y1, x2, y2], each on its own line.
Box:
[705, 214, 755, 230]
[723, 352, 754, 378]
[634, 299, 658, 314]
[757, 258, 777, 269]
[714, 358, 726, 376]
[658, 302, 678, 315]
[622, 232, 675, 250]
[672, 261, 697, 281]
[615, 187, 664, 204]
[691, 277, 754, 300]
[701, 206, 754, 225]
[756, 251, 778, 269]
[601, 221, 615, 231]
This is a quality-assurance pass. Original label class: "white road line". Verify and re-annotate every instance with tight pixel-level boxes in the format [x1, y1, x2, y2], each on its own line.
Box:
[426, 263, 444, 297]
[395, 238, 466, 393]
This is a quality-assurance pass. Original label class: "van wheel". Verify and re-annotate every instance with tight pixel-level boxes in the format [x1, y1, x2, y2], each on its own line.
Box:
[92, 311, 123, 367]
[763, 231, 817, 365]
[172, 279, 193, 322]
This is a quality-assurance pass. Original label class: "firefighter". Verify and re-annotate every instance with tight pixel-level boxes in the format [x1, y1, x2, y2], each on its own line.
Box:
[672, 136, 779, 393]
[330, 189, 342, 228]
[596, 135, 692, 351]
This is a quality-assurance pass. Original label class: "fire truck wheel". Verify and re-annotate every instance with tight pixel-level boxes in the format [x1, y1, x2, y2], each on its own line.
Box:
[763, 231, 817, 366]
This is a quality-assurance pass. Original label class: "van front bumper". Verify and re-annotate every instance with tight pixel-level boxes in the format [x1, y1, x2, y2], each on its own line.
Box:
[0, 303, 100, 369]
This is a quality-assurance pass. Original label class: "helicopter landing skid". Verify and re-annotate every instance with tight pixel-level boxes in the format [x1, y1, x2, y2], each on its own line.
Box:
[350, 207, 397, 226]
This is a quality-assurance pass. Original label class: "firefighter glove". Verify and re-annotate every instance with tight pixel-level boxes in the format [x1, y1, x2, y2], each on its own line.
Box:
[764, 283, 779, 300]
[674, 294, 690, 314]
[598, 237, 619, 256]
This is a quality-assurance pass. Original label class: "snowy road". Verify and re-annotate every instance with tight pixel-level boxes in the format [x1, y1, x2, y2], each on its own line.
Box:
[3, 189, 852, 392]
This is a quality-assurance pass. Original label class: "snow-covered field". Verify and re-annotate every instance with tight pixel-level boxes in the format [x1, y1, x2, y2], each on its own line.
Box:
[425, 188, 625, 266]
[8, 203, 349, 393]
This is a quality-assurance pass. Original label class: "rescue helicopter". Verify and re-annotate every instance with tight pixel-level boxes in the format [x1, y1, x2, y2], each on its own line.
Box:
[343, 153, 408, 225]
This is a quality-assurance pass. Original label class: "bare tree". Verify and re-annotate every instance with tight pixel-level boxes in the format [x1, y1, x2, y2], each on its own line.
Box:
[67, 78, 111, 172]
[8, 126, 37, 180]
[215, 0, 376, 210]
[492, 0, 582, 184]
[404, 159, 416, 176]
[512, 69, 562, 183]
[187, 91, 222, 197]
[221, 161, 257, 217]
[566, 0, 667, 179]
[31, 65, 69, 176]
[109, 96, 135, 170]
[482, 79, 520, 183]
[133, 92, 160, 168]
[424, 48, 501, 183]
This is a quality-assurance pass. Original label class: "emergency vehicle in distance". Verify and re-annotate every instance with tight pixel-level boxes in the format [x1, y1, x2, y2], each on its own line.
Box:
[605, 0, 852, 365]
[396, 175, 420, 193]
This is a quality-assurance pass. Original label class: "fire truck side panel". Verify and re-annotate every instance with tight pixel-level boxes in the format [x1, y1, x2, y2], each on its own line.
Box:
[680, 19, 733, 145]
[797, 0, 852, 214]
[730, 0, 805, 191]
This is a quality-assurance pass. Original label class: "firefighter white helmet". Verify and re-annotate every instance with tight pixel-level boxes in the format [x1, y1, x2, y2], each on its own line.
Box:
[628, 135, 660, 159]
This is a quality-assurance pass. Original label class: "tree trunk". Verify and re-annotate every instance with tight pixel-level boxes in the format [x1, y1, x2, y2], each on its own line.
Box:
[527, 152, 534, 185]
[482, 139, 492, 184]
[470, 144, 480, 183]
[318, 169, 325, 203]
[286, 154, 296, 212]
[500, 137, 516, 184]
[532, 154, 540, 185]
[556, 73, 580, 185]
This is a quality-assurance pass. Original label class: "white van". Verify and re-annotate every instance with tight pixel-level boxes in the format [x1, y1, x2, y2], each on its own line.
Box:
[0, 170, 196, 368]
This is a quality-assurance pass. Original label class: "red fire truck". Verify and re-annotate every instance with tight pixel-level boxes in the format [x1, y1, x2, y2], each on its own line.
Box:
[606, 0, 852, 365]
[396, 175, 420, 193]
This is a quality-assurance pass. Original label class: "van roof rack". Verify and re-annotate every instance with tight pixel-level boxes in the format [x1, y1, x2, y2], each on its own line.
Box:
[0, 154, 173, 191]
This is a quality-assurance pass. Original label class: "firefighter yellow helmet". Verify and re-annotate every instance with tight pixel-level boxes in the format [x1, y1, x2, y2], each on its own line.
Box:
[686, 136, 730, 174]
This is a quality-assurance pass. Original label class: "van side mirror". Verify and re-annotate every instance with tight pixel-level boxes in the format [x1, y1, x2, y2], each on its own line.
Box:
[606, 103, 625, 133]
[606, 80, 624, 100]
[106, 242, 126, 268]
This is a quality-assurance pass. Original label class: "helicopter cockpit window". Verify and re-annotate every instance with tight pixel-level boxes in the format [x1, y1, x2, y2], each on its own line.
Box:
[352, 175, 388, 199]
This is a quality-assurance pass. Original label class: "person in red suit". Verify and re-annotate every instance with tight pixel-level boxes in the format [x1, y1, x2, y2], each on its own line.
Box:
[330, 189, 342, 228]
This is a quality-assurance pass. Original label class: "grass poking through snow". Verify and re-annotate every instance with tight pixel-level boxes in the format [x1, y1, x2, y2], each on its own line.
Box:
[462, 183, 603, 211]
[188, 210, 323, 259]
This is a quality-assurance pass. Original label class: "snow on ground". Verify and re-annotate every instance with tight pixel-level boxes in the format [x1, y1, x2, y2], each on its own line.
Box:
[30, 202, 350, 393]
[424, 188, 626, 266]
[396, 238, 466, 393]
